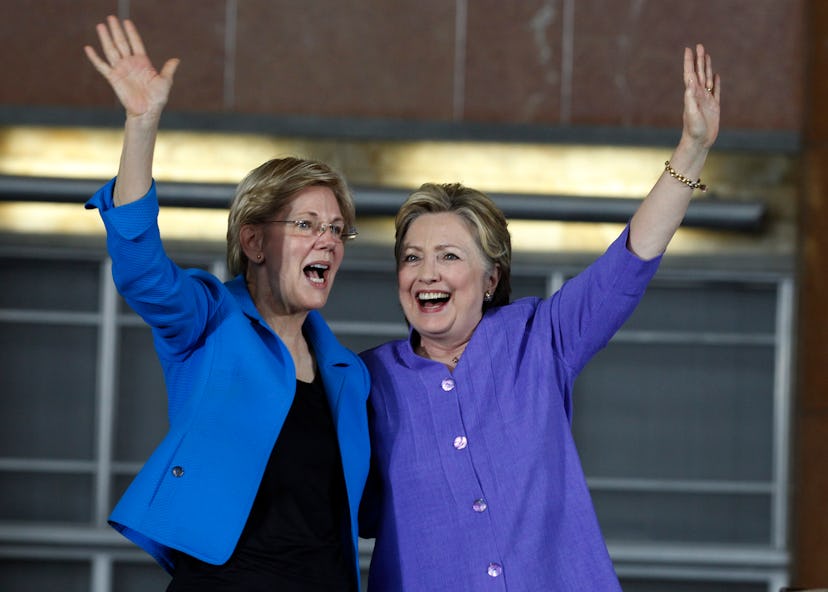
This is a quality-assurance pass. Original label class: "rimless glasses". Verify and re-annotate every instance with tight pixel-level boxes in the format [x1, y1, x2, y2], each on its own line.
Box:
[266, 219, 358, 241]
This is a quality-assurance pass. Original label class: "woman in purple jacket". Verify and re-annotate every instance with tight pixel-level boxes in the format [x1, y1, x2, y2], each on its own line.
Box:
[359, 44, 720, 590]
[85, 16, 369, 591]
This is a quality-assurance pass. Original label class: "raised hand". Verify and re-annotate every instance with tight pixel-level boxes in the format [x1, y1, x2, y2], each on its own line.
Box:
[627, 43, 722, 260]
[84, 16, 179, 120]
[682, 44, 720, 150]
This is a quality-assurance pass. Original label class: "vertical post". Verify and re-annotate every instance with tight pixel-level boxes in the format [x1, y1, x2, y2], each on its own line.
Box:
[792, 1, 828, 585]
[94, 260, 118, 527]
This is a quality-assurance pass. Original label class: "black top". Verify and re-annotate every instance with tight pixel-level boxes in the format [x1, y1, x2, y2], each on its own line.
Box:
[166, 376, 355, 592]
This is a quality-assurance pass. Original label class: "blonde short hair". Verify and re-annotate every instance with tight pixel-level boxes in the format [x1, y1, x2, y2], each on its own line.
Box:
[226, 157, 354, 276]
[394, 182, 511, 309]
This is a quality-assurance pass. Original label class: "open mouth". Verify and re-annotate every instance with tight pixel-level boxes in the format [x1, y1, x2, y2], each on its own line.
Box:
[417, 291, 450, 309]
[304, 263, 330, 285]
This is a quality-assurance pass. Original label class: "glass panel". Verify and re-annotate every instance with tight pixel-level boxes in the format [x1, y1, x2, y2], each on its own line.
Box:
[336, 333, 401, 355]
[573, 343, 775, 481]
[0, 559, 90, 592]
[113, 474, 136, 506]
[324, 269, 402, 323]
[0, 258, 99, 312]
[509, 274, 548, 301]
[622, 279, 777, 334]
[112, 561, 171, 591]
[115, 326, 168, 462]
[620, 577, 767, 592]
[0, 323, 96, 459]
[0, 472, 92, 522]
[596, 490, 771, 544]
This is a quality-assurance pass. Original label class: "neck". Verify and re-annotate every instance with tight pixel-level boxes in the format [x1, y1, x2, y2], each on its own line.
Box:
[260, 308, 307, 340]
[246, 271, 309, 337]
[417, 336, 470, 370]
[248, 283, 314, 381]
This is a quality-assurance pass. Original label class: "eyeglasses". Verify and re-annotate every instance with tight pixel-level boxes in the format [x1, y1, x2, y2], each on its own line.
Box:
[266, 219, 358, 241]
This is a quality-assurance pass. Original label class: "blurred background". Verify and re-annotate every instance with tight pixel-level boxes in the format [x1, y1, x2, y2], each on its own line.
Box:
[0, 1, 823, 591]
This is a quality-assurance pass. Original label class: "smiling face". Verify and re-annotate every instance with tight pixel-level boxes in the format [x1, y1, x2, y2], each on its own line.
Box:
[248, 185, 345, 316]
[398, 212, 499, 348]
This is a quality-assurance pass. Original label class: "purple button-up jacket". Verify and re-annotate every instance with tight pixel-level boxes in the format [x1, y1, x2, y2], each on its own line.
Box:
[359, 227, 660, 591]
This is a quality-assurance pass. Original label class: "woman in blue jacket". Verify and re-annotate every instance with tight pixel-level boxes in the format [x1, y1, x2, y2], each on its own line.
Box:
[84, 16, 369, 591]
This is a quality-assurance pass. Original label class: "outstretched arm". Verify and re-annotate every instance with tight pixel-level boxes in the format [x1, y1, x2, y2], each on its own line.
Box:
[628, 43, 721, 260]
[84, 16, 179, 206]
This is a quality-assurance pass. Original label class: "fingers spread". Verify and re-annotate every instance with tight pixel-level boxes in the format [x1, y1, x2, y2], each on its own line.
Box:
[96, 20, 121, 65]
[123, 19, 147, 56]
[159, 58, 181, 82]
[83, 45, 110, 74]
[107, 15, 132, 59]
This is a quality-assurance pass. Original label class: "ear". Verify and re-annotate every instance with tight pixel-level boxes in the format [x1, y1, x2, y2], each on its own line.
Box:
[240, 223, 263, 262]
[486, 264, 501, 294]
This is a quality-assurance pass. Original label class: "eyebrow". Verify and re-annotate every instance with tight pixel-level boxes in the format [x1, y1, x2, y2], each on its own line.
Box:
[402, 243, 465, 252]
[286, 211, 345, 222]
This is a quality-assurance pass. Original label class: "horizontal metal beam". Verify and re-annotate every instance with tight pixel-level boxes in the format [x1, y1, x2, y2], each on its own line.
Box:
[0, 174, 766, 231]
[0, 105, 801, 152]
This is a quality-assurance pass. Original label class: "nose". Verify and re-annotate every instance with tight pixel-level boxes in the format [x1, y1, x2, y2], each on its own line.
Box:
[313, 224, 339, 249]
[419, 257, 439, 283]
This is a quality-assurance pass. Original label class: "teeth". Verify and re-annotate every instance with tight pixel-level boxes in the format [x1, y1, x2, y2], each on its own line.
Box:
[418, 291, 449, 301]
[304, 263, 329, 282]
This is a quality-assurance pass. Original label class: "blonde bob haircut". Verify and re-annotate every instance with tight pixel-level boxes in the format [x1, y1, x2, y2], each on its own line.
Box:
[394, 182, 512, 310]
[226, 157, 355, 277]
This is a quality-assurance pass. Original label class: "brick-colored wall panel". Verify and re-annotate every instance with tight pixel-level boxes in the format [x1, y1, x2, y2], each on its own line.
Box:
[464, 0, 564, 124]
[0, 0, 807, 132]
[2, 0, 120, 107]
[570, 0, 804, 129]
[234, 0, 456, 120]
[128, 0, 227, 113]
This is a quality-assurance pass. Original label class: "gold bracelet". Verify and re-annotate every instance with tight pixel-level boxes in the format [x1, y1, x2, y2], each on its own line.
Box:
[664, 160, 707, 192]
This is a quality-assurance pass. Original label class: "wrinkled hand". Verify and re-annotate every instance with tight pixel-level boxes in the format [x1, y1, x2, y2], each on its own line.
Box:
[84, 16, 179, 119]
[682, 44, 720, 149]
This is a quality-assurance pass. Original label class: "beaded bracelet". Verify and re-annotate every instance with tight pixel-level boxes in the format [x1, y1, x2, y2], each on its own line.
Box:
[664, 160, 707, 192]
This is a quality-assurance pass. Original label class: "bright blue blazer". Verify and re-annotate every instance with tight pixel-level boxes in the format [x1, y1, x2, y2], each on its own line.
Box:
[86, 179, 371, 582]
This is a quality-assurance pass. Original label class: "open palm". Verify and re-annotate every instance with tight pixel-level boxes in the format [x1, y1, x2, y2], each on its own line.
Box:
[84, 16, 178, 119]
[682, 44, 720, 149]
